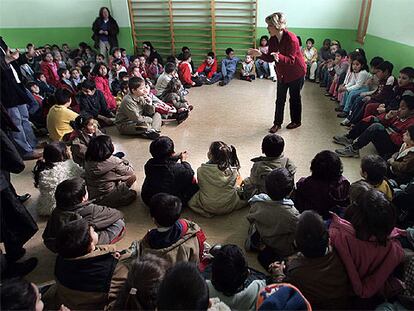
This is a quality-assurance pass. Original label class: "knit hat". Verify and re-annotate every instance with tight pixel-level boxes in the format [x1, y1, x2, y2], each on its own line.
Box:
[256, 283, 312, 311]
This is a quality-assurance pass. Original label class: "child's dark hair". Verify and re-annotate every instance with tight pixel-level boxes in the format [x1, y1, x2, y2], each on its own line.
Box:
[208, 141, 240, 171]
[35, 71, 44, 80]
[295, 211, 329, 258]
[400, 66, 414, 79]
[181, 51, 191, 61]
[310, 150, 343, 182]
[157, 262, 209, 311]
[92, 62, 108, 77]
[143, 41, 155, 51]
[128, 76, 145, 92]
[26, 81, 38, 89]
[306, 38, 315, 45]
[297, 36, 302, 46]
[323, 38, 331, 46]
[265, 168, 294, 200]
[33, 142, 69, 187]
[120, 80, 129, 90]
[166, 55, 177, 64]
[54, 88, 72, 105]
[370, 56, 384, 68]
[81, 79, 96, 91]
[353, 54, 369, 72]
[81, 66, 91, 78]
[181, 46, 190, 52]
[407, 125, 414, 141]
[207, 51, 215, 58]
[42, 52, 52, 61]
[376, 61, 394, 75]
[149, 193, 182, 227]
[74, 56, 83, 65]
[71, 114, 94, 131]
[55, 177, 87, 208]
[149, 136, 175, 159]
[261, 134, 285, 157]
[57, 67, 69, 78]
[225, 47, 234, 55]
[361, 154, 387, 185]
[260, 35, 269, 44]
[211, 244, 248, 296]
[348, 50, 359, 62]
[56, 218, 92, 258]
[164, 62, 176, 74]
[112, 58, 123, 66]
[85, 135, 114, 162]
[345, 180, 372, 221]
[97, 53, 105, 59]
[335, 49, 347, 58]
[119, 71, 129, 80]
[114, 254, 171, 310]
[111, 47, 121, 57]
[0, 278, 38, 310]
[402, 94, 414, 109]
[354, 48, 366, 61]
[348, 189, 395, 246]
[164, 78, 182, 95]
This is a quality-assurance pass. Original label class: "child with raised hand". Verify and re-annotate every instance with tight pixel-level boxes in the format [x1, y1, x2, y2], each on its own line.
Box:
[329, 189, 405, 301]
[84, 135, 137, 207]
[188, 141, 247, 217]
[46, 88, 79, 141]
[48, 218, 130, 310]
[294, 150, 350, 219]
[196, 51, 218, 83]
[141, 136, 199, 207]
[210, 48, 241, 86]
[33, 141, 83, 216]
[359, 154, 393, 200]
[138, 193, 207, 265]
[69, 115, 103, 166]
[92, 62, 117, 111]
[207, 244, 266, 310]
[240, 54, 256, 82]
[112, 254, 170, 310]
[388, 125, 414, 184]
[246, 168, 299, 269]
[43, 177, 125, 253]
[115, 77, 162, 139]
[302, 38, 318, 81]
[40, 52, 60, 87]
[242, 134, 296, 199]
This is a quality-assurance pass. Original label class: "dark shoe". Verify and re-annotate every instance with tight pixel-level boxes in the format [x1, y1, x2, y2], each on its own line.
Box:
[18, 193, 31, 203]
[3, 257, 38, 278]
[337, 111, 348, 118]
[286, 122, 301, 129]
[334, 106, 343, 112]
[209, 244, 222, 257]
[335, 145, 360, 158]
[143, 129, 160, 140]
[22, 151, 42, 161]
[218, 81, 225, 86]
[269, 125, 281, 133]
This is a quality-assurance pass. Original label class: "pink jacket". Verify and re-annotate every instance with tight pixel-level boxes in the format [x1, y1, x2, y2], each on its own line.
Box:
[329, 213, 404, 298]
[93, 76, 116, 111]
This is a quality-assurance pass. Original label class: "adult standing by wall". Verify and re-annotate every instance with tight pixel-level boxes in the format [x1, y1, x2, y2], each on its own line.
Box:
[92, 7, 119, 62]
[249, 12, 306, 133]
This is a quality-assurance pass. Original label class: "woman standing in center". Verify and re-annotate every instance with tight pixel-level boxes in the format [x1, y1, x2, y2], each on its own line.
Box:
[249, 12, 306, 133]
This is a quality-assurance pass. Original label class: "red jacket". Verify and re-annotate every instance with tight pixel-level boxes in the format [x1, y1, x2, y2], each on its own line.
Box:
[93, 76, 117, 111]
[260, 29, 306, 83]
[196, 59, 218, 78]
[329, 213, 404, 298]
[40, 61, 60, 87]
[178, 61, 193, 85]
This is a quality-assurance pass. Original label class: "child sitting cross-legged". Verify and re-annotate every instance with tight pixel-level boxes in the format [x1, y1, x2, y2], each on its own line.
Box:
[141, 136, 199, 207]
[359, 154, 393, 200]
[195, 51, 218, 84]
[115, 77, 162, 140]
[178, 52, 202, 88]
[210, 48, 240, 86]
[242, 134, 296, 200]
[388, 125, 414, 185]
[159, 77, 193, 112]
[84, 135, 137, 208]
[44, 218, 130, 310]
[246, 168, 300, 269]
[240, 54, 256, 82]
[43, 177, 125, 253]
[138, 193, 208, 266]
[188, 141, 247, 217]
[155, 62, 177, 95]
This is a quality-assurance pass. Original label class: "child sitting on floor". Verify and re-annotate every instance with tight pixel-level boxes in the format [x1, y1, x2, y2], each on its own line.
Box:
[240, 54, 256, 82]
[43, 177, 125, 253]
[138, 193, 207, 265]
[359, 154, 393, 200]
[115, 80, 129, 108]
[33, 141, 83, 216]
[302, 38, 318, 81]
[388, 125, 414, 185]
[69, 115, 103, 167]
[195, 51, 217, 83]
[35, 71, 55, 97]
[178, 52, 202, 88]
[46, 219, 130, 310]
[70, 68, 84, 89]
[188, 141, 247, 217]
[40, 52, 60, 87]
[155, 62, 178, 95]
[26, 81, 47, 130]
[247, 168, 299, 269]
[242, 134, 296, 199]
[207, 244, 266, 310]
[47, 88, 79, 141]
[115, 77, 162, 139]
[84, 135, 137, 208]
[141, 136, 199, 207]
[159, 78, 192, 111]
[147, 56, 164, 83]
[92, 62, 117, 111]
[210, 48, 240, 86]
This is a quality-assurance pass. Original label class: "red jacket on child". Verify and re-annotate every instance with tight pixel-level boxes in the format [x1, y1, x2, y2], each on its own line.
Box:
[41, 61, 60, 87]
[196, 59, 218, 78]
[178, 61, 193, 85]
[93, 76, 117, 111]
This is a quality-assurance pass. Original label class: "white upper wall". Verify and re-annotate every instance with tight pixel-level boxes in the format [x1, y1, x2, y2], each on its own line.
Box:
[367, 0, 414, 46]
[0, 0, 130, 28]
[257, 0, 360, 29]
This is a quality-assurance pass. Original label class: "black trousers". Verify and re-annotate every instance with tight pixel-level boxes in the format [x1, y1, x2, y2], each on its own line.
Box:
[274, 77, 304, 125]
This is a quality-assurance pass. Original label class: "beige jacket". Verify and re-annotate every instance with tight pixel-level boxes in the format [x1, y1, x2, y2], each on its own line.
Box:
[115, 94, 156, 127]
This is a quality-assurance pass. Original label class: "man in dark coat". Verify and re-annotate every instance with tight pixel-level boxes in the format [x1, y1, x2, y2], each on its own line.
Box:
[92, 7, 119, 60]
